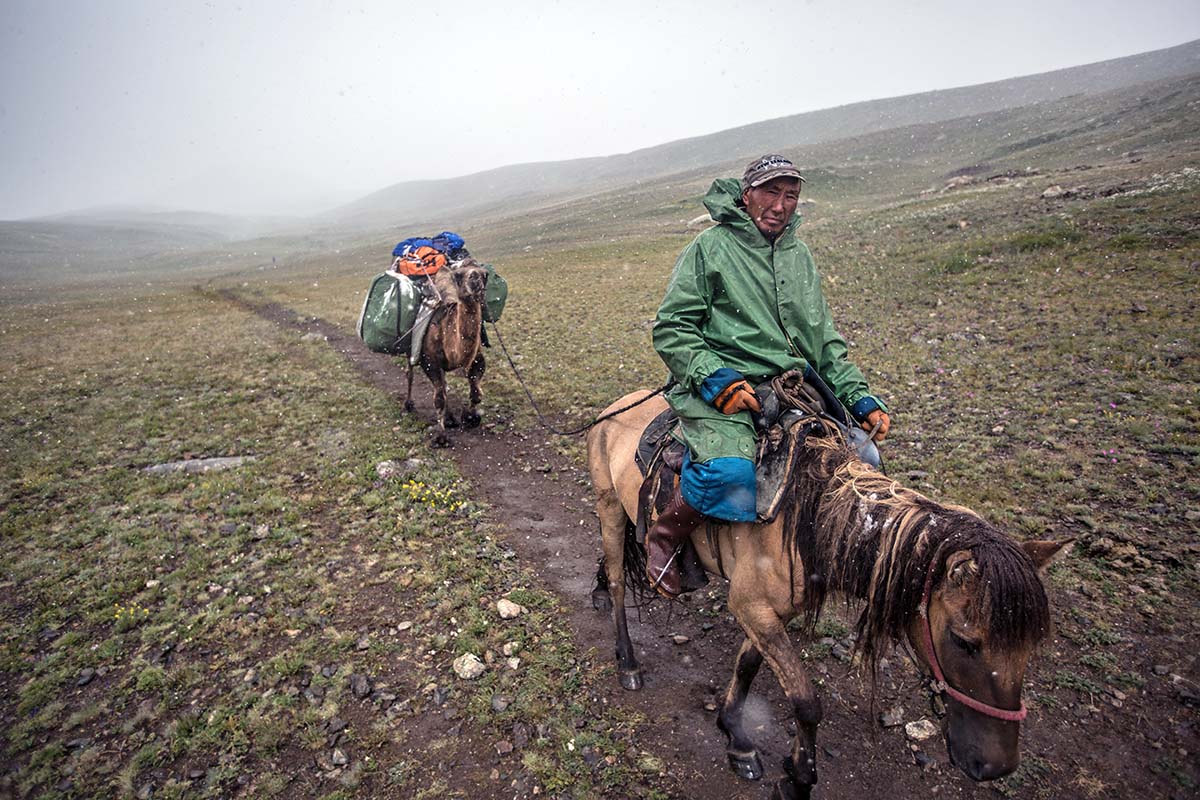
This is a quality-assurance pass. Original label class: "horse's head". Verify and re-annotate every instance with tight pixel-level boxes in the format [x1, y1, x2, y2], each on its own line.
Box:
[450, 259, 488, 302]
[910, 538, 1070, 781]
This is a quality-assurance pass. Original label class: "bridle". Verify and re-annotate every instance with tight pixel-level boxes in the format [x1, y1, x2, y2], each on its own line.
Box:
[917, 562, 1028, 723]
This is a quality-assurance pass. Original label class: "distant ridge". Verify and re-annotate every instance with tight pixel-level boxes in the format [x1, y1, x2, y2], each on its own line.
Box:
[331, 38, 1200, 228]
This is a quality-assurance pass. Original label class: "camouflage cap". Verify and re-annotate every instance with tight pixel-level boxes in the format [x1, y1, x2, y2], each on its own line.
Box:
[741, 154, 805, 191]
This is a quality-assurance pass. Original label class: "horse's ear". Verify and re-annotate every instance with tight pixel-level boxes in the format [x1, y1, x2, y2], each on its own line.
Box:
[1022, 539, 1074, 572]
[945, 549, 977, 587]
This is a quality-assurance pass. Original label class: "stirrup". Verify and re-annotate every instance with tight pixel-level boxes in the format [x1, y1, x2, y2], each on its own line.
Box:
[648, 544, 683, 598]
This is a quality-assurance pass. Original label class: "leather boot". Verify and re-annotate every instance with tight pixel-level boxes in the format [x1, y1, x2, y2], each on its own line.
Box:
[645, 489, 706, 598]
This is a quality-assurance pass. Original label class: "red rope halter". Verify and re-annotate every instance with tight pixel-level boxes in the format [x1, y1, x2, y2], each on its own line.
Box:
[919, 564, 1028, 723]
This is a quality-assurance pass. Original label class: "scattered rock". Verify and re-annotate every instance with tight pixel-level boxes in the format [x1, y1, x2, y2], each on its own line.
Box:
[512, 723, 530, 749]
[671, 634, 690, 645]
[453, 653, 486, 680]
[905, 719, 939, 741]
[491, 695, 511, 712]
[496, 598, 526, 619]
[506, 657, 521, 670]
[502, 641, 520, 656]
[1153, 664, 1171, 676]
[355, 637, 370, 651]
[375, 461, 399, 479]
[77, 668, 96, 687]
[879, 705, 905, 728]
[830, 643, 851, 662]
[350, 674, 372, 699]
[144, 456, 255, 475]
[637, 753, 665, 774]
[495, 739, 514, 755]
[331, 748, 348, 766]
[397, 621, 413, 632]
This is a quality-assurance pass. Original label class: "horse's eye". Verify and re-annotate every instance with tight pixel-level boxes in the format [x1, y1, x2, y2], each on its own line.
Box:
[950, 631, 980, 657]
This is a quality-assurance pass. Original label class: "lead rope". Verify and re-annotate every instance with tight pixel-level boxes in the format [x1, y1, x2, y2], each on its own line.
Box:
[486, 320, 671, 436]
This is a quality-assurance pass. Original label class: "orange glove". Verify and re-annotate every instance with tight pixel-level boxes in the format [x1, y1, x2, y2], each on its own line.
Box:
[862, 409, 891, 442]
[712, 380, 762, 415]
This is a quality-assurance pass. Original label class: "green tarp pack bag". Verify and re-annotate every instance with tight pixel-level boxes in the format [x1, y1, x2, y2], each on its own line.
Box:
[482, 263, 508, 322]
[356, 270, 420, 355]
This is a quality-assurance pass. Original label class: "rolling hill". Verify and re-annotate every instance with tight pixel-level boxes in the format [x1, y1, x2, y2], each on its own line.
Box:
[328, 38, 1200, 229]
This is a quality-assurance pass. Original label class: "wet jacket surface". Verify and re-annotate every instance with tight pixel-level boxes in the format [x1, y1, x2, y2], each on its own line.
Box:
[654, 177, 874, 462]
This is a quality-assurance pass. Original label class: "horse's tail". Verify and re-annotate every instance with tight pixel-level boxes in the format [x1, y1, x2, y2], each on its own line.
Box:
[620, 518, 653, 606]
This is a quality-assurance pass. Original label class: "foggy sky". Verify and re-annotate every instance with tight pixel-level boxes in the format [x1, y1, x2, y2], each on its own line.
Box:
[2, 0, 1198, 220]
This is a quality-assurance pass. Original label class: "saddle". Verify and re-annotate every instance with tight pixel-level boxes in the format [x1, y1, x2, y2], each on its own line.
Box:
[634, 370, 881, 591]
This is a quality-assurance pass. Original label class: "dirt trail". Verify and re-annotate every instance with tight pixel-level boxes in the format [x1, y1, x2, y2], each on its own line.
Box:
[225, 292, 1042, 800]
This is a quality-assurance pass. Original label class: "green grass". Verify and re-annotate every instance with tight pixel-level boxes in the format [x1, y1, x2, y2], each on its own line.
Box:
[3, 77, 1199, 797]
[0, 286, 670, 798]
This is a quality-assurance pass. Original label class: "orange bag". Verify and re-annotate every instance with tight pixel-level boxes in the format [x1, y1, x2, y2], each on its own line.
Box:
[396, 245, 447, 277]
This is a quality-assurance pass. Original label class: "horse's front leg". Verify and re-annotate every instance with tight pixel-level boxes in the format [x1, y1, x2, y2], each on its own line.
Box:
[403, 364, 416, 413]
[420, 356, 452, 447]
[462, 352, 485, 429]
[717, 637, 766, 780]
[729, 599, 823, 799]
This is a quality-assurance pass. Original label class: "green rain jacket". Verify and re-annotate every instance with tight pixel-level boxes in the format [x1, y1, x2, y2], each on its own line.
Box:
[653, 178, 878, 462]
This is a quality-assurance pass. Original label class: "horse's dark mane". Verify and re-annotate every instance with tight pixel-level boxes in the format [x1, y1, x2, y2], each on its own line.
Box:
[782, 437, 1051, 671]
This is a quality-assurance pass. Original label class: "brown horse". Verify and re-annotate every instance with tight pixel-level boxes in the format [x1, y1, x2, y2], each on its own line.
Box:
[404, 260, 488, 445]
[586, 390, 1070, 799]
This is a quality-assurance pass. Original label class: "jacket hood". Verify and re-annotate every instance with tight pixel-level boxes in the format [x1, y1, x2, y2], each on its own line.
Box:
[702, 177, 800, 245]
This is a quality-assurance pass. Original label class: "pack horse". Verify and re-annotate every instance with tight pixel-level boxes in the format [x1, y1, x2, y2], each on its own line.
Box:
[404, 259, 490, 443]
[586, 390, 1068, 799]
[357, 230, 509, 445]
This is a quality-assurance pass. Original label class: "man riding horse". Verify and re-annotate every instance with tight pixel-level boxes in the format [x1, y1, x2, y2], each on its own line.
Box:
[647, 154, 892, 597]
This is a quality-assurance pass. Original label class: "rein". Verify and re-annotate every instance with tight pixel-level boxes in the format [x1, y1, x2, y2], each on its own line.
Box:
[487, 320, 670, 436]
[918, 563, 1028, 723]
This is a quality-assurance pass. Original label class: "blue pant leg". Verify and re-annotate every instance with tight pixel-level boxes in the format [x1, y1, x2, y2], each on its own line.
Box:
[679, 451, 757, 523]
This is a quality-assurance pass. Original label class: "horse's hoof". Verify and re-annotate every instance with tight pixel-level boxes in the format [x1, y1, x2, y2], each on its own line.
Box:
[591, 588, 613, 612]
[727, 750, 764, 781]
[431, 432, 452, 449]
[618, 669, 643, 691]
[403, 400, 415, 413]
[444, 413, 460, 429]
[462, 410, 481, 429]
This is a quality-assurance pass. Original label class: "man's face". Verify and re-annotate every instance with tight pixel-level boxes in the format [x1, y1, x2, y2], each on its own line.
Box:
[742, 176, 801, 239]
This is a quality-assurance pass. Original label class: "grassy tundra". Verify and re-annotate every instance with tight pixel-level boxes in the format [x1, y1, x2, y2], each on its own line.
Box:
[2, 75, 1198, 799]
